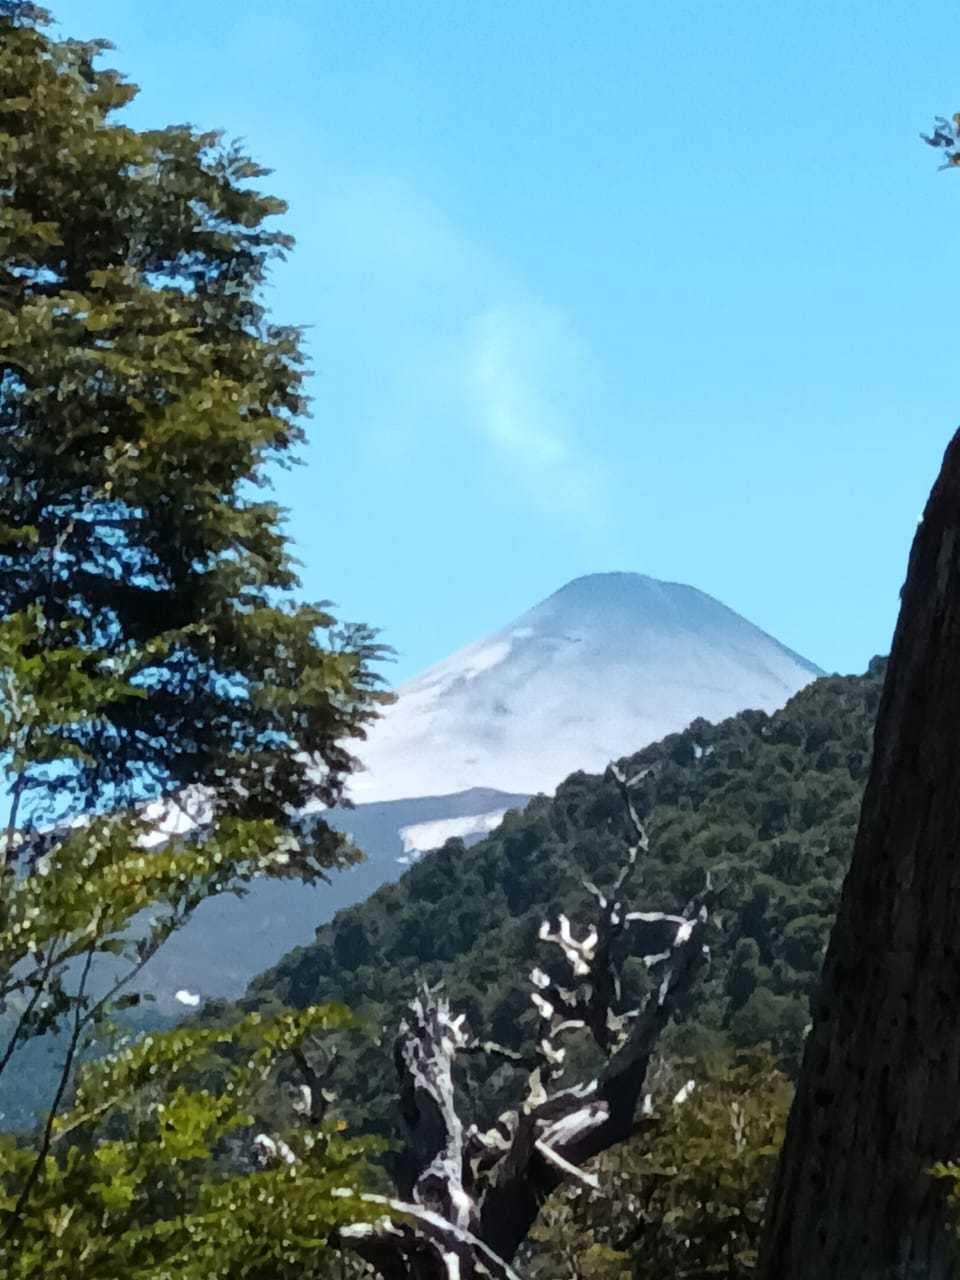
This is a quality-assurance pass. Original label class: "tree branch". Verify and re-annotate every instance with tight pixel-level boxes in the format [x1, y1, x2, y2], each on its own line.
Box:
[2, 943, 95, 1241]
[0, 935, 63, 1079]
[331, 757, 713, 1278]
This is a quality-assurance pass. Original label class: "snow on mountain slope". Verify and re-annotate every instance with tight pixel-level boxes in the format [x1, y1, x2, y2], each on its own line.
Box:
[397, 808, 512, 863]
[347, 573, 823, 803]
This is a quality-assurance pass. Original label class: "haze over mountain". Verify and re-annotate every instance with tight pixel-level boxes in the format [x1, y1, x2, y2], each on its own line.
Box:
[126, 787, 530, 1011]
[345, 572, 824, 803]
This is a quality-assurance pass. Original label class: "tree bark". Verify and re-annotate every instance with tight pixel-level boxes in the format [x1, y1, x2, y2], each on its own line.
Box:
[759, 429, 960, 1279]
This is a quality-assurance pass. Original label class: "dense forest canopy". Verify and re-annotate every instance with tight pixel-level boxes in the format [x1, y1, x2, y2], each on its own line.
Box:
[214, 661, 885, 1145]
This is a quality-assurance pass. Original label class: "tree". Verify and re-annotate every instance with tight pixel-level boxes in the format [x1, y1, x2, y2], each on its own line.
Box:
[0, 1004, 383, 1279]
[0, 2, 389, 1268]
[758, 429, 960, 1278]
[325, 764, 713, 1279]
[524, 1050, 792, 1280]
[235, 664, 883, 1152]
[0, 0, 387, 837]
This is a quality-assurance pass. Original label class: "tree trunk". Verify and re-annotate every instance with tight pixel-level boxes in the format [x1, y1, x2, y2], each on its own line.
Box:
[759, 429, 960, 1279]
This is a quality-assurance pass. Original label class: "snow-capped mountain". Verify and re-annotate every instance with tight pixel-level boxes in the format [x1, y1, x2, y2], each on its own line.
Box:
[346, 572, 823, 803]
[92, 572, 820, 1010]
[1, 570, 824, 1121]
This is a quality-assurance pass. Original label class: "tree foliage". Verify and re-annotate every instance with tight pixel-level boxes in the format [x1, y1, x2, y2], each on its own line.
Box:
[0, 4, 389, 1270]
[922, 113, 960, 167]
[524, 1051, 792, 1280]
[0, 1, 388, 838]
[0, 1005, 383, 1279]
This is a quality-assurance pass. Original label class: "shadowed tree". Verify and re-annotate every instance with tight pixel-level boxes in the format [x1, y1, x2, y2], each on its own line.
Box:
[759, 429, 960, 1278]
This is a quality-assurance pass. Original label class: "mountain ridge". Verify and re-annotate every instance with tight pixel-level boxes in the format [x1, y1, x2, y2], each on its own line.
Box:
[129, 570, 821, 1008]
[73, 572, 821, 1013]
[541, 572, 819, 671]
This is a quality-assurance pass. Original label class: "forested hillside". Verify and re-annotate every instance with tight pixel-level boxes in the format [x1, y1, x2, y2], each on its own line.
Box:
[3, 0, 954, 1273]
[221, 661, 885, 1140]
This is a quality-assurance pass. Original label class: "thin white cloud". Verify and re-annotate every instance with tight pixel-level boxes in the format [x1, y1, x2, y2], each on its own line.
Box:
[304, 173, 609, 522]
[309, 173, 493, 300]
[466, 301, 608, 518]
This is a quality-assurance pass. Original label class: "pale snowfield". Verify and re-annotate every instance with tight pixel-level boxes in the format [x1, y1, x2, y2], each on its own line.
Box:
[396, 809, 511, 863]
[346, 572, 822, 804]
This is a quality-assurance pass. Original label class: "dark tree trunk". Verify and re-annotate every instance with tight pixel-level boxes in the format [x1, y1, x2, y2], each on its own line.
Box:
[759, 429, 960, 1280]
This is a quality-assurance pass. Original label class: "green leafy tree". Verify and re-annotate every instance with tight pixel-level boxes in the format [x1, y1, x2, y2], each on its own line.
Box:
[0, 0, 386, 834]
[524, 1051, 792, 1280]
[0, 1, 390, 1270]
[0, 1006, 383, 1279]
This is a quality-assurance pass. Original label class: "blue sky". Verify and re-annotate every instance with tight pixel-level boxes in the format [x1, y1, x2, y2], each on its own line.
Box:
[52, 1, 960, 683]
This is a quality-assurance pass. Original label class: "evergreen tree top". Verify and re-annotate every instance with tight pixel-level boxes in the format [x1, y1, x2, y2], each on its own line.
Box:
[0, 7, 391, 840]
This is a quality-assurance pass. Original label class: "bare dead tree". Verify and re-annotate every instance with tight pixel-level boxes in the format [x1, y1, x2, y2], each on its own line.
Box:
[316, 761, 714, 1280]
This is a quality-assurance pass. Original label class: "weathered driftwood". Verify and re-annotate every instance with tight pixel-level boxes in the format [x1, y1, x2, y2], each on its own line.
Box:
[330, 761, 711, 1279]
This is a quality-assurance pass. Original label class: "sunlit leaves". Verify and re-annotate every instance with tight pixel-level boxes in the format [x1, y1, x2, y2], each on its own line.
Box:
[0, 1007, 381, 1279]
[526, 1051, 793, 1279]
[0, 5, 390, 1273]
[0, 0, 391, 837]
